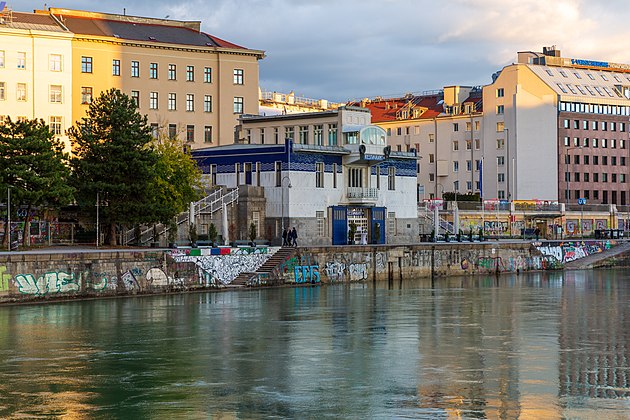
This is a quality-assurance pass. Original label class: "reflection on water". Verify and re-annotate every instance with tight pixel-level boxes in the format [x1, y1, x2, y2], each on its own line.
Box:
[0, 271, 630, 418]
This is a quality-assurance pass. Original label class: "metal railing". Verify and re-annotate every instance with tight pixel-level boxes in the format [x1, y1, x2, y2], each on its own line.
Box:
[124, 188, 239, 245]
[347, 187, 378, 201]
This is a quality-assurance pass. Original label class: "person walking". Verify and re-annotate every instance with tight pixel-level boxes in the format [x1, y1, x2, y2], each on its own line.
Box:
[291, 227, 298, 247]
[282, 227, 289, 246]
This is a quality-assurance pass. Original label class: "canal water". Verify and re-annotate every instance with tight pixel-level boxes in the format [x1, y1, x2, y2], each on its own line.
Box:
[1, 270, 630, 419]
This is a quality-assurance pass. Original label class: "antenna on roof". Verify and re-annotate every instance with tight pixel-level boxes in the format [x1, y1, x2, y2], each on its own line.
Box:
[123, 8, 126, 15]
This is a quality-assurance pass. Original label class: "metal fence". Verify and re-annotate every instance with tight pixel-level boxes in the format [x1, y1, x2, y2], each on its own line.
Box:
[0, 222, 88, 249]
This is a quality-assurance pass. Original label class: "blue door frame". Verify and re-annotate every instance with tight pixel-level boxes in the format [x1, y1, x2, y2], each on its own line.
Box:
[331, 206, 348, 245]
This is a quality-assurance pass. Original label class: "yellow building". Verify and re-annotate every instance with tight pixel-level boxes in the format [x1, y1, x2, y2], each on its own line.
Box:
[32, 7, 264, 148]
[0, 7, 74, 150]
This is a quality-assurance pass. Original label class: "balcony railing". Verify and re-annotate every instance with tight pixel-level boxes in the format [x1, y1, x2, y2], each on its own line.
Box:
[347, 187, 378, 202]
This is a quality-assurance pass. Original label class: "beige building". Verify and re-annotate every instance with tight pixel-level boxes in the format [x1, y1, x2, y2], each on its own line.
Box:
[0, 7, 74, 149]
[44, 8, 265, 148]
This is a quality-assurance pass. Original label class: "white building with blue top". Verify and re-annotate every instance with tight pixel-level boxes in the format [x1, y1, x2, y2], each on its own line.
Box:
[192, 106, 419, 246]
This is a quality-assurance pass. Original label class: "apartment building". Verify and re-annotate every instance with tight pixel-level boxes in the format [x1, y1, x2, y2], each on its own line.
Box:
[357, 87, 484, 201]
[0, 7, 73, 149]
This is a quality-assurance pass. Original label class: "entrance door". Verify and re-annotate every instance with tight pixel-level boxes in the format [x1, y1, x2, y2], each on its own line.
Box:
[370, 207, 386, 244]
[348, 208, 368, 244]
[331, 206, 347, 245]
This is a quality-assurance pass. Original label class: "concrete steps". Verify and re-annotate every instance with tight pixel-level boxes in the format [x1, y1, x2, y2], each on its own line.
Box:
[231, 247, 297, 286]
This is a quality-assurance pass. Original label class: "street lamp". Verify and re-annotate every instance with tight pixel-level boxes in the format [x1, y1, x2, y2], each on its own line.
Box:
[281, 176, 292, 232]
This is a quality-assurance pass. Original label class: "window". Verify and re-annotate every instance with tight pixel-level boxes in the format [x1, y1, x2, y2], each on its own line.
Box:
[150, 123, 159, 138]
[81, 56, 92, 73]
[204, 95, 212, 112]
[328, 124, 337, 145]
[466, 140, 472, 150]
[475, 139, 480, 150]
[496, 105, 504, 115]
[498, 173, 505, 183]
[429, 133, 434, 143]
[317, 211, 325, 236]
[583, 120, 588, 130]
[149, 92, 158, 110]
[611, 122, 617, 132]
[452, 141, 459, 151]
[131, 90, 139, 107]
[286, 127, 294, 142]
[466, 122, 472, 131]
[168, 124, 177, 139]
[168, 93, 176, 111]
[49, 54, 62, 72]
[466, 160, 472, 171]
[592, 121, 598, 130]
[204, 67, 212, 83]
[496, 121, 504, 132]
[496, 138, 505, 149]
[0, 82, 5, 100]
[584, 172, 590, 182]
[497, 88, 504, 97]
[149, 63, 158, 79]
[314, 125, 323, 145]
[388, 212, 396, 236]
[587, 73, 595, 80]
[602, 121, 608, 131]
[49, 85, 62, 103]
[453, 161, 459, 172]
[50, 116, 62, 135]
[593, 156, 599, 165]
[622, 156, 627, 166]
[453, 180, 460, 192]
[186, 125, 194, 142]
[602, 173, 608, 182]
[204, 126, 212, 143]
[168, 64, 176, 80]
[112, 59, 121, 76]
[602, 138, 607, 148]
[0, 51, 4, 68]
[233, 97, 243, 114]
[497, 156, 505, 166]
[186, 65, 194, 81]
[602, 156, 608, 165]
[475, 121, 480, 131]
[131, 61, 139, 77]
[429, 154, 434, 163]
[299, 126, 309, 144]
[81, 87, 92, 104]
[592, 138, 598, 148]
[584, 155, 589, 165]
[233, 69, 244, 85]
[16, 83, 28, 101]
[453, 123, 459, 132]
[17, 52, 26, 69]
[563, 119, 569, 129]
[556, 82, 567, 93]
[185, 94, 194, 112]
[573, 120, 579, 129]
[260, 128, 265, 144]
[316, 162, 324, 188]
[388, 167, 396, 190]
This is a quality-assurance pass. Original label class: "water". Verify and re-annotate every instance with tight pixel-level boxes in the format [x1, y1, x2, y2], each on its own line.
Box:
[1, 270, 630, 419]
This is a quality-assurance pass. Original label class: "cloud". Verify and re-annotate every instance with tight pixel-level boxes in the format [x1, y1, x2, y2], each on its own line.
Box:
[19, 0, 630, 102]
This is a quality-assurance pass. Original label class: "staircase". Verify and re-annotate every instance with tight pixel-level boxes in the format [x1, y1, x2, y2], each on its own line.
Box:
[124, 187, 239, 245]
[231, 247, 297, 287]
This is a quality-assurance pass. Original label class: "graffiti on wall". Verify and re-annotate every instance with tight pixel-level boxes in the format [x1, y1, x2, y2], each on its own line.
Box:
[170, 252, 271, 285]
[0, 266, 10, 292]
[294, 265, 320, 283]
[536, 240, 614, 263]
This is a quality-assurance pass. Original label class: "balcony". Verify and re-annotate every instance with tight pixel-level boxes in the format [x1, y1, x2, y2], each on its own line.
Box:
[346, 187, 378, 203]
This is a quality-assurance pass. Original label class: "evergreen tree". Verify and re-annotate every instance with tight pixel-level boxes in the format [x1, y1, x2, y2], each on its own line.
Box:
[0, 117, 74, 247]
[68, 88, 157, 245]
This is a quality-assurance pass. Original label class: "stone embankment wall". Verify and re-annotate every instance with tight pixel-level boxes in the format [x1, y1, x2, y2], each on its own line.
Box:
[0, 248, 271, 304]
[0, 240, 618, 304]
[272, 243, 555, 285]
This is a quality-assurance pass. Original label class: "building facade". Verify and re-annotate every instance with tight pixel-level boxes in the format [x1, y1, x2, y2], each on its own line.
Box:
[0, 8, 74, 149]
[193, 107, 419, 245]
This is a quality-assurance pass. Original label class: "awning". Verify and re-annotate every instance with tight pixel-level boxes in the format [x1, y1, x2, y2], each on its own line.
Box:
[342, 124, 364, 133]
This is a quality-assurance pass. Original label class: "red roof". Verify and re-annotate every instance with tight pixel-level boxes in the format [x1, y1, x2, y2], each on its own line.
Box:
[358, 95, 443, 123]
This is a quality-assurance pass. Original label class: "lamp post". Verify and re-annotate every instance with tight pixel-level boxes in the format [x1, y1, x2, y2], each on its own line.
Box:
[6, 187, 10, 252]
[281, 176, 292, 233]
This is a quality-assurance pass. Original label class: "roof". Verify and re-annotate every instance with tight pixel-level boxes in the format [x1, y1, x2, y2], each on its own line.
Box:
[359, 94, 444, 123]
[1, 11, 66, 32]
[45, 8, 258, 52]
[527, 64, 630, 104]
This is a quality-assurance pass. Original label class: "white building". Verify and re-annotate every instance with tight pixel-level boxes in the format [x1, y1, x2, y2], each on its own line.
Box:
[193, 106, 419, 245]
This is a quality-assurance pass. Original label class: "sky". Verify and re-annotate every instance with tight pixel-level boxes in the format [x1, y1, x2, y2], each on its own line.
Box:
[18, 0, 630, 103]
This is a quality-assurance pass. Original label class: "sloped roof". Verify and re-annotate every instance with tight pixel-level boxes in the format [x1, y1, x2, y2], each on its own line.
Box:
[3, 11, 66, 32]
[358, 95, 443, 123]
[54, 14, 242, 48]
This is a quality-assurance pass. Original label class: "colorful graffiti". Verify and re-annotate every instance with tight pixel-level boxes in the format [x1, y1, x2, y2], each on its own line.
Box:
[294, 265, 320, 284]
[0, 266, 10, 292]
[170, 252, 271, 285]
[14, 271, 79, 295]
[536, 240, 614, 263]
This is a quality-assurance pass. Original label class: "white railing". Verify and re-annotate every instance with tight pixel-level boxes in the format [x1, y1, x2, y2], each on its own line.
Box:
[347, 187, 378, 201]
[124, 188, 239, 245]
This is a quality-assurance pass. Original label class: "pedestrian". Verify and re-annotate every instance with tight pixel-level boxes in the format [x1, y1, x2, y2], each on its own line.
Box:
[534, 227, 540, 241]
[291, 227, 298, 247]
[282, 227, 288, 246]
